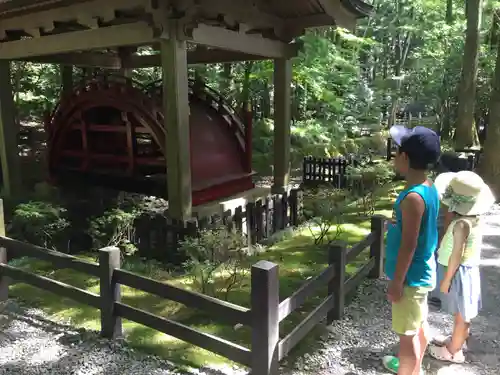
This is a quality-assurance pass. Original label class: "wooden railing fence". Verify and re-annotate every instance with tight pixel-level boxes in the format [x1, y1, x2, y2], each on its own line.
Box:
[0, 195, 385, 375]
[273, 215, 385, 367]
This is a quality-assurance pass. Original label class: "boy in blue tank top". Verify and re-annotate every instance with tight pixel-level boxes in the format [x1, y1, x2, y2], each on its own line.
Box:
[382, 125, 441, 375]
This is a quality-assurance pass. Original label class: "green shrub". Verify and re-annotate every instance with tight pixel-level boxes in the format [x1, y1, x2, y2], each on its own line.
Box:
[304, 188, 352, 245]
[88, 208, 140, 256]
[347, 160, 395, 217]
[179, 228, 252, 300]
[10, 201, 70, 249]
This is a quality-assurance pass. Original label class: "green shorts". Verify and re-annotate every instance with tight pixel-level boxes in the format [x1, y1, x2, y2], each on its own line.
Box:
[392, 286, 432, 336]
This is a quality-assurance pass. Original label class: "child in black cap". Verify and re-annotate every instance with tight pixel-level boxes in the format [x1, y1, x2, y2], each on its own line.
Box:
[382, 125, 441, 375]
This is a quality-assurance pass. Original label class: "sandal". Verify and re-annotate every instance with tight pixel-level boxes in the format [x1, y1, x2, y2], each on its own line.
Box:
[428, 344, 465, 363]
[432, 334, 468, 351]
[382, 356, 425, 374]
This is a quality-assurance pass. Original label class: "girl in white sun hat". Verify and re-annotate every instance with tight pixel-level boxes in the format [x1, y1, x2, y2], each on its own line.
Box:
[428, 170, 495, 363]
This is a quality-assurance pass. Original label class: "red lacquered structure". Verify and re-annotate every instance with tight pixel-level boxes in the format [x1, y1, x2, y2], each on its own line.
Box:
[44, 75, 254, 206]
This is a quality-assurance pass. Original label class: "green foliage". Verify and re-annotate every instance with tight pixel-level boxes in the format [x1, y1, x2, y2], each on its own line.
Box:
[179, 228, 251, 300]
[10, 201, 69, 249]
[304, 188, 351, 245]
[88, 208, 140, 256]
[347, 161, 395, 217]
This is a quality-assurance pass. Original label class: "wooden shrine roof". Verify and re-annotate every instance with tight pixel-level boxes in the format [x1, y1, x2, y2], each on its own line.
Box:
[0, 0, 371, 22]
[0, 0, 372, 63]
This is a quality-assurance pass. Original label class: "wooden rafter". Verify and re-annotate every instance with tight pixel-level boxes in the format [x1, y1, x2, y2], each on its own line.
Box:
[0, 0, 145, 39]
[317, 0, 359, 30]
[188, 0, 285, 38]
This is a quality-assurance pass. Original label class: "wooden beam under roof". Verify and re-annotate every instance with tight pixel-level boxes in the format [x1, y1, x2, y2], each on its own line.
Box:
[186, 24, 299, 59]
[126, 49, 269, 67]
[24, 52, 122, 68]
[2, 22, 298, 61]
[0, 22, 154, 60]
[19, 48, 271, 68]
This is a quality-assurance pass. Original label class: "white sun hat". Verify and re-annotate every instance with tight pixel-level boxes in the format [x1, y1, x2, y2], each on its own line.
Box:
[434, 171, 496, 216]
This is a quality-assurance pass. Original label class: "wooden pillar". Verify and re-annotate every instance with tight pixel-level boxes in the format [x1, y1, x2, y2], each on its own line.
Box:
[118, 47, 133, 78]
[251, 260, 279, 375]
[60, 65, 73, 96]
[160, 37, 192, 221]
[0, 60, 21, 196]
[99, 246, 122, 338]
[272, 59, 292, 193]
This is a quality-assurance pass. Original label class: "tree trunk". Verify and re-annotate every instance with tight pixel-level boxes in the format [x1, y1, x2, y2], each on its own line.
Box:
[446, 0, 453, 23]
[454, 0, 482, 148]
[438, 0, 455, 138]
[240, 61, 253, 110]
[479, 10, 500, 196]
[262, 80, 271, 118]
[219, 63, 232, 96]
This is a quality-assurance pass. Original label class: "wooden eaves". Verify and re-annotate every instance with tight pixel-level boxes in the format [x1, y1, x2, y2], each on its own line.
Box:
[0, 0, 372, 67]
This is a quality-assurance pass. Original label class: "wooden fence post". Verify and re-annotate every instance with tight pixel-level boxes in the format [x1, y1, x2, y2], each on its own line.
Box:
[369, 215, 385, 279]
[467, 154, 475, 171]
[272, 194, 281, 232]
[251, 260, 279, 375]
[0, 199, 7, 302]
[328, 241, 347, 322]
[99, 246, 122, 338]
[289, 189, 298, 226]
[386, 138, 392, 161]
[246, 201, 256, 246]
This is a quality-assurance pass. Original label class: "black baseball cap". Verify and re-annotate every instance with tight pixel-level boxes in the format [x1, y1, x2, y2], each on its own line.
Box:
[390, 125, 441, 164]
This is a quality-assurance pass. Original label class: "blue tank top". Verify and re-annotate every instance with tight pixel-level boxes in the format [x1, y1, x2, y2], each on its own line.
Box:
[385, 184, 439, 288]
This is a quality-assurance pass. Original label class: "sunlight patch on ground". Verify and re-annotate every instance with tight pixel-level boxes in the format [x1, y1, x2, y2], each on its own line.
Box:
[434, 365, 479, 375]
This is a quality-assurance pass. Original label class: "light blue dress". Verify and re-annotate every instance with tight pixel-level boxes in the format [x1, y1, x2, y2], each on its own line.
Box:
[435, 218, 482, 322]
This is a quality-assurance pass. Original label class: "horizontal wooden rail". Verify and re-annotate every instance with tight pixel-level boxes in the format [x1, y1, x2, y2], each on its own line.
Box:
[344, 257, 376, 294]
[278, 295, 335, 360]
[0, 236, 100, 277]
[346, 232, 375, 263]
[278, 265, 335, 322]
[0, 264, 100, 308]
[115, 302, 251, 366]
[60, 150, 165, 166]
[114, 269, 251, 326]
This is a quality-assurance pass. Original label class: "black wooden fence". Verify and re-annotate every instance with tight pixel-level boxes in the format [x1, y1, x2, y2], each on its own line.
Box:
[302, 155, 373, 188]
[302, 156, 350, 188]
[134, 188, 303, 261]
[0, 198, 385, 375]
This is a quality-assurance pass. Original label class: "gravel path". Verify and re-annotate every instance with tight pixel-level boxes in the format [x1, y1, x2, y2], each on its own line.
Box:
[0, 207, 499, 375]
[0, 303, 243, 375]
[280, 205, 500, 375]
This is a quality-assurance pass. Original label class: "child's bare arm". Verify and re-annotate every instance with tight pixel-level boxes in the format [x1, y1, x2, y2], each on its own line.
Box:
[444, 220, 469, 283]
[392, 192, 425, 286]
[438, 206, 454, 246]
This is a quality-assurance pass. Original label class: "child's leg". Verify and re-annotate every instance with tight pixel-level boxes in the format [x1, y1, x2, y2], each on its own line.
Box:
[415, 323, 430, 374]
[398, 334, 419, 374]
[448, 312, 470, 353]
[383, 287, 429, 375]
